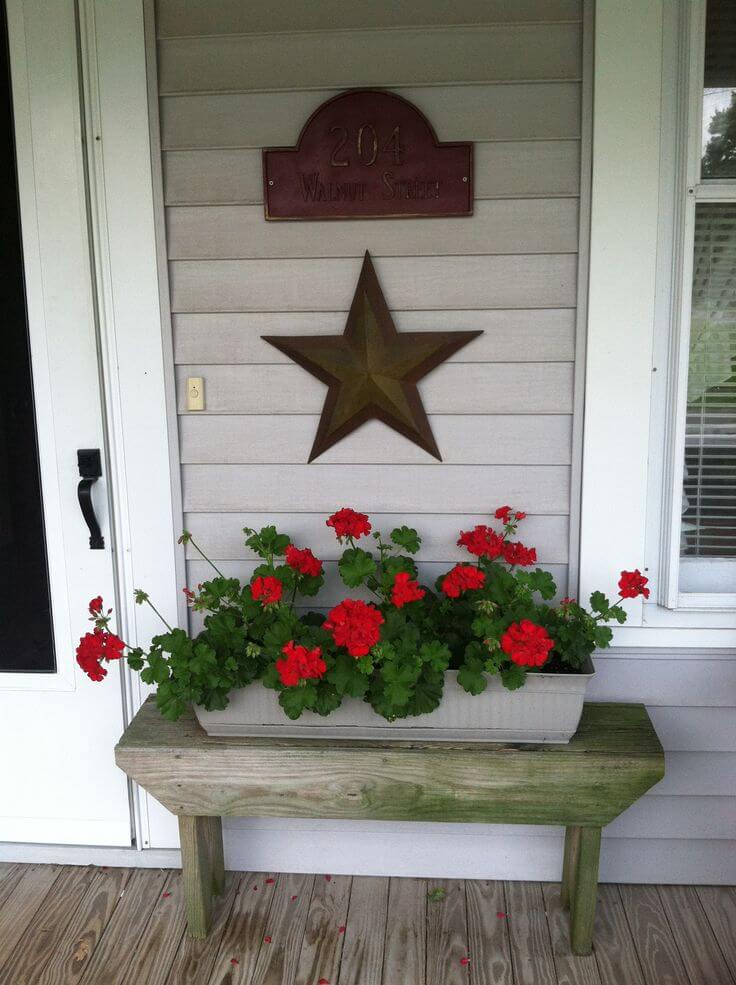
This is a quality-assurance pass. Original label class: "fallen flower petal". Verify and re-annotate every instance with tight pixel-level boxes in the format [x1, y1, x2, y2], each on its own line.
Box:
[460, 957, 470, 966]
[325, 874, 332, 882]
[162, 891, 171, 898]
[263, 936, 272, 944]
[265, 877, 275, 884]
[318, 979, 330, 985]
[291, 895, 298, 901]
[496, 911, 506, 919]
[230, 957, 239, 966]
[338, 926, 346, 934]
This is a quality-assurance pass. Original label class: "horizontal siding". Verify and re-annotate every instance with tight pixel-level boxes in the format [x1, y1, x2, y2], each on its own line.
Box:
[166, 199, 579, 259]
[173, 310, 577, 365]
[160, 83, 582, 149]
[185, 559, 569, 607]
[169, 255, 578, 312]
[649, 707, 736, 753]
[182, 512, 570, 562]
[607, 797, 734, 840]
[158, 24, 582, 94]
[174, 364, 573, 415]
[181, 464, 571, 513]
[155, 0, 583, 38]
[178, 415, 572, 465]
[655, 752, 736, 795]
[591, 655, 736, 708]
[163, 141, 581, 205]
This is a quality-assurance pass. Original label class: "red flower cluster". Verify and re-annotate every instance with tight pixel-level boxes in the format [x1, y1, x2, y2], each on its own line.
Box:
[500, 620, 554, 667]
[501, 541, 537, 567]
[285, 545, 323, 578]
[76, 627, 125, 681]
[457, 525, 504, 559]
[391, 572, 426, 609]
[326, 508, 371, 541]
[441, 564, 486, 598]
[618, 569, 650, 599]
[89, 596, 103, 615]
[251, 575, 283, 606]
[323, 599, 383, 657]
[275, 641, 327, 687]
[495, 505, 526, 523]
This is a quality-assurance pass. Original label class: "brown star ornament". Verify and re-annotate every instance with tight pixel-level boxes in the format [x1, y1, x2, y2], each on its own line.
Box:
[263, 251, 482, 462]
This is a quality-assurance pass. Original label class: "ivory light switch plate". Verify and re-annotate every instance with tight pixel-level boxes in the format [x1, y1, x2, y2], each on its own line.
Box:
[187, 376, 205, 411]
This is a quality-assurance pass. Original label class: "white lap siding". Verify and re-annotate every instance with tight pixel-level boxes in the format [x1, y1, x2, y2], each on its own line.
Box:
[148, 0, 736, 883]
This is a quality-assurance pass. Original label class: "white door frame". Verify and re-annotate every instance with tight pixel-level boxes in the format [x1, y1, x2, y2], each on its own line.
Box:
[75, 0, 184, 850]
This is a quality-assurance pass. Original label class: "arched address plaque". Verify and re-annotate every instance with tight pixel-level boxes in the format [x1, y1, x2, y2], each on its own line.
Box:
[263, 89, 473, 220]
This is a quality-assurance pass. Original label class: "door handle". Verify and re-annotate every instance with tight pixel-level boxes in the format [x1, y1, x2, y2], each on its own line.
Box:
[77, 448, 104, 550]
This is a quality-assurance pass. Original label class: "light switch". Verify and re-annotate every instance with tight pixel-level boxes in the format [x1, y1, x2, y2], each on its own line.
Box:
[187, 376, 205, 411]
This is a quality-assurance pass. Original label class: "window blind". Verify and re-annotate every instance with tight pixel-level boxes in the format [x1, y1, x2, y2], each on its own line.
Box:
[682, 202, 736, 559]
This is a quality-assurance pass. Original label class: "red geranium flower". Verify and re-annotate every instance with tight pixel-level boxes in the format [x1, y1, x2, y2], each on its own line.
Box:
[323, 599, 383, 657]
[251, 575, 283, 606]
[326, 508, 371, 541]
[502, 541, 537, 567]
[391, 572, 426, 609]
[500, 620, 554, 667]
[76, 628, 125, 681]
[276, 641, 327, 687]
[285, 545, 323, 578]
[618, 569, 650, 599]
[440, 564, 486, 599]
[495, 506, 513, 523]
[88, 596, 103, 615]
[457, 525, 504, 559]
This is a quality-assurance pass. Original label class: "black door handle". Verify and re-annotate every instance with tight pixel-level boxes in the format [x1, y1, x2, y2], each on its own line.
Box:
[77, 448, 104, 550]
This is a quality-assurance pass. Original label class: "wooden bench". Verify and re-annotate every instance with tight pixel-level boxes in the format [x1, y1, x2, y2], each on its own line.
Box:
[115, 699, 664, 954]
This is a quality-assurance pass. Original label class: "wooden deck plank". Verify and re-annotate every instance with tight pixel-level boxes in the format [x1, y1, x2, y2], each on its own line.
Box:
[382, 877, 427, 985]
[591, 885, 645, 985]
[542, 883, 601, 985]
[294, 874, 351, 985]
[504, 881, 557, 985]
[205, 871, 278, 984]
[425, 879, 470, 985]
[0, 865, 96, 985]
[696, 886, 736, 983]
[0, 865, 61, 979]
[164, 873, 241, 985]
[35, 867, 129, 985]
[465, 879, 513, 985]
[248, 872, 315, 985]
[657, 885, 734, 985]
[617, 884, 690, 985]
[119, 871, 187, 985]
[77, 868, 168, 985]
[337, 876, 389, 985]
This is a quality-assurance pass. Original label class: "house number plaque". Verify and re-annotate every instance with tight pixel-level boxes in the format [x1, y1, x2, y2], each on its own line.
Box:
[263, 89, 473, 220]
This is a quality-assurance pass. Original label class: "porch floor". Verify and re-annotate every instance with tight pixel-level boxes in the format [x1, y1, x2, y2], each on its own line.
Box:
[0, 865, 734, 985]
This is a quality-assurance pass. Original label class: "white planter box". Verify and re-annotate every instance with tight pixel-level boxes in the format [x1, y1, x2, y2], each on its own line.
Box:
[194, 660, 595, 744]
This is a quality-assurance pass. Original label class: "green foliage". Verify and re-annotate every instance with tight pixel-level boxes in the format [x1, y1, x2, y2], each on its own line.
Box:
[120, 518, 628, 725]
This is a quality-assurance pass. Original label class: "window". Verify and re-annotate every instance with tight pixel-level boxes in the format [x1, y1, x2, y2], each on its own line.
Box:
[662, 0, 736, 606]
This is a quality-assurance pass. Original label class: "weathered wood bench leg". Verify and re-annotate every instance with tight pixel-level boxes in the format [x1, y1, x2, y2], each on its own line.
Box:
[560, 825, 581, 911]
[203, 815, 225, 896]
[178, 815, 220, 938]
[569, 826, 601, 956]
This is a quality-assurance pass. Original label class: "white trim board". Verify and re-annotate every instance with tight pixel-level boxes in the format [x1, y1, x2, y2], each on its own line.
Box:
[1, 835, 734, 885]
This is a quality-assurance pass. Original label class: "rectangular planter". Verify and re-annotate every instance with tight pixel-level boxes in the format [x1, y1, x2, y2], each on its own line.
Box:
[194, 659, 595, 744]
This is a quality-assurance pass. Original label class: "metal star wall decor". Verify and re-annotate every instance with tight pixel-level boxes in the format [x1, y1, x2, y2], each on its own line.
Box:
[263, 251, 482, 462]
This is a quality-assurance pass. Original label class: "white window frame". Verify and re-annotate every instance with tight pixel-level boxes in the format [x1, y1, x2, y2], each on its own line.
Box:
[657, 0, 736, 611]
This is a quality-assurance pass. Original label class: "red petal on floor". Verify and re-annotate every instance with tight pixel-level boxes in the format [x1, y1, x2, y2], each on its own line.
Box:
[291, 895, 298, 901]
[263, 936, 272, 943]
[338, 926, 346, 934]
[162, 891, 171, 898]
[325, 874, 332, 881]
[265, 877, 275, 884]
[253, 885, 258, 890]
[460, 956, 470, 966]
[318, 979, 330, 984]
[230, 957, 239, 966]
[496, 911, 506, 919]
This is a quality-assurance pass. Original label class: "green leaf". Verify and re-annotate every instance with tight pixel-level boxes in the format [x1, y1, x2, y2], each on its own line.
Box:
[419, 641, 451, 672]
[407, 668, 444, 716]
[390, 526, 421, 554]
[500, 664, 526, 691]
[326, 653, 370, 698]
[313, 687, 342, 717]
[278, 685, 317, 720]
[457, 664, 487, 695]
[590, 591, 610, 615]
[427, 888, 446, 902]
[338, 548, 377, 587]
